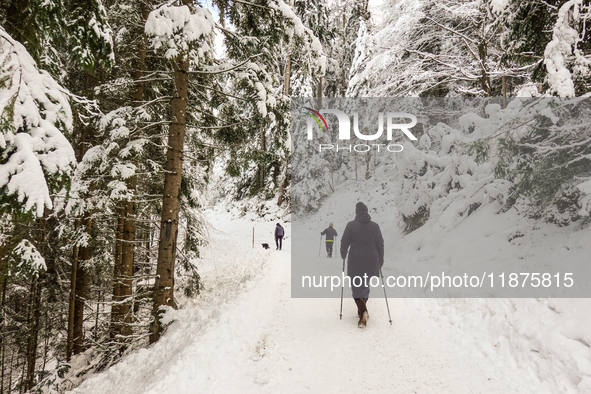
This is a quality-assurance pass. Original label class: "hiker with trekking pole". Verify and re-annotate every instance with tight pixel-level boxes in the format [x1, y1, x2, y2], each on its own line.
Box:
[320, 223, 338, 258]
[339, 202, 389, 328]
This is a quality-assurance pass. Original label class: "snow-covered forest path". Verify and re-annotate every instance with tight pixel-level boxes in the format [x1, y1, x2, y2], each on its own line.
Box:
[73, 210, 525, 394]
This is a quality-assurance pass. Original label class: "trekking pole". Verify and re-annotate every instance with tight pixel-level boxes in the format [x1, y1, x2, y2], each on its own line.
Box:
[318, 234, 323, 257]
[339, 257, 346, 320]
[380, 268, 393, 325]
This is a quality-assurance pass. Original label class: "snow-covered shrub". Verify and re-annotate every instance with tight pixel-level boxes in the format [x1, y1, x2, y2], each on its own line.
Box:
[395, 100, 513, 232]
[494, 98, 591, 225]
[395, 97, 591, 232]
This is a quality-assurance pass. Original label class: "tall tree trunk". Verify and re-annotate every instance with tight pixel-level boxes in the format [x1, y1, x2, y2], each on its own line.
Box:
[283, 54, 291, 97]
[121, 0, 146, 339]
[0, 244, 6, 304]
[150, 58, 189, 344]
[94, 287, 101, 341]
[25, 215, 47, 390]
[477, 42, 492, 96]
[276, 162, 290, 207]
[110, 0, 147, 342]
[67, 72, 95, 359]
[1, 277, 7, 393]
[277, 54, 292, 206]
[66, 246, 78, 361]
[25, 279, 41, 390]
[502, 74, 507, 109]
[120, 181, 136, 338]
[259, 129, 266, 189]
[109, 213, 125, 338]
[73, 232, 89, 355]
[20, 354, 26, 393]
[317, 76, 323, 109]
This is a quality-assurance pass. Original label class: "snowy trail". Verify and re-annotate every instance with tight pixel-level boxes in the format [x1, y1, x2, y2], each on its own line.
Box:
[73, 211, 525, 394]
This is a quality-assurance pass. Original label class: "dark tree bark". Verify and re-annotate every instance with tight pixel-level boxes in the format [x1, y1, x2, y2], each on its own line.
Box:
[110, 213, 125, 339]
[317, 76, 323, 109]
[502, 74, 507, 108]
[25, 277, 41, 391]
[73, 235, 89, 355]
[150, 58, 189, 344]
[110, 0, 147, 342]
[25, 213, 49, 390]
[1, 277, 7, 392]
[120, 183, 137, 339]
[277, 54, 292, 206]
[67, 72, 95, 359]
[66, 246, 78, 361]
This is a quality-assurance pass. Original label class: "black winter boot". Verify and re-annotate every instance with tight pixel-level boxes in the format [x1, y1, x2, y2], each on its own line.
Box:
[354, 298, 369, 328]
[354, 298, 369, 316]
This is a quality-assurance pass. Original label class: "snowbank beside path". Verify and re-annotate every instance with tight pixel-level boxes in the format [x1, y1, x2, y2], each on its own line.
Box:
[69, 209, 281, 394]
[391, 204, 591, 393]
[308, 179, 591, 393]
[434, 298, 591, 393]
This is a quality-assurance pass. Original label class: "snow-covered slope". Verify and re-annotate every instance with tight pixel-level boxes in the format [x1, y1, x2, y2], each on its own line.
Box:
[301, 179, 591, 392]
[398, 209, 591, 392]
[69, 197, 591, 393]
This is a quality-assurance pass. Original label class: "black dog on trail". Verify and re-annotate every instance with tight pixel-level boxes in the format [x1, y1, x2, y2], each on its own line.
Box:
[262, 243, 270, 249]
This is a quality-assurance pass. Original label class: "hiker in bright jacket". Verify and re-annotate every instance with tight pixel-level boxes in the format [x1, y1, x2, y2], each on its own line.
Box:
[320, 223, 338, 258]
[274, 223, 284, 250]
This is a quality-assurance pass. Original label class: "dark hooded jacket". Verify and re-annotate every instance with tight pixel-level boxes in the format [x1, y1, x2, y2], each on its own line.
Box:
[340, 203, 384, 280]
[321, 226, 338, 241]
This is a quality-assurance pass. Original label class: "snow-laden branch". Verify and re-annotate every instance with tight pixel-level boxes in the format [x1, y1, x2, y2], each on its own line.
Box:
[0, 26, 76, 217]
[544, 0, 585, 97]
[145, 4, 215, 61]
[187, 54, 263, 75]
[424, 16, 478, 44]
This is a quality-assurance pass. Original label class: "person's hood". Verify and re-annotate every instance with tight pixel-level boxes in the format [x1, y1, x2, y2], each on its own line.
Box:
[355, 202, 371, 223]
[355, 202, 368, 215]
[355, 212, 371, 223]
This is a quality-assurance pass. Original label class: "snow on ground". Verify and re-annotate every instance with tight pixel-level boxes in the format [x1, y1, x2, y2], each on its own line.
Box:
[68, 201, 590, 394]
[301, 181, 591, 392]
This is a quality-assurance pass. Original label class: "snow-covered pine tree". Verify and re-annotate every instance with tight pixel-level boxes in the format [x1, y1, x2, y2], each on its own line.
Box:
[211, 0, 324, 207]
[0, 0, 113, 75]
[145, 1, 216, 343]
[347, 0, 543, 97]
[1, 0, 115, 388]
[322, 0, 369, 97]
[0, 25, 76, 392]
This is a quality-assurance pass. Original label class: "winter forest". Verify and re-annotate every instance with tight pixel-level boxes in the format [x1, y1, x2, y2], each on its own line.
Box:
[1, 0, 591, 392]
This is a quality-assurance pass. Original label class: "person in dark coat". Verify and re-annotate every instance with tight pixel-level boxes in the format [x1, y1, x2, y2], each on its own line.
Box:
[320, 223, 338, 258]
[274, 223, 284, 250]
[340, 202, 384, 327]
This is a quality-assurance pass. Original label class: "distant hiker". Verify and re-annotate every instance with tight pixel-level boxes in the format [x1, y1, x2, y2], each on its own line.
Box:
[340, 202, 384, 328]
[275, 223, 284, 250]
[321, 223, 338, 258]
